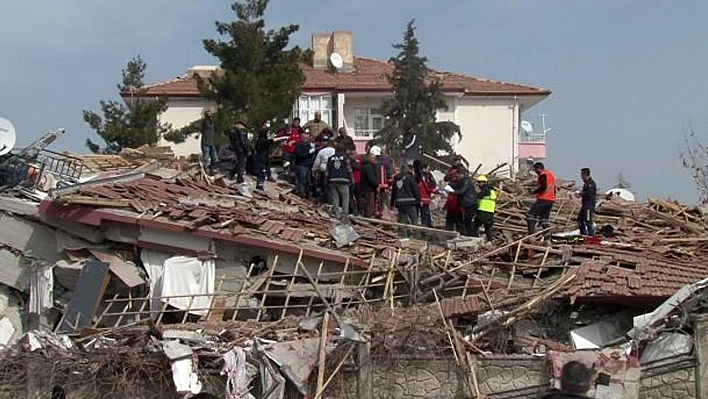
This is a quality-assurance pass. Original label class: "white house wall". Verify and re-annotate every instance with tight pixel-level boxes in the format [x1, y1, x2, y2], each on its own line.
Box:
[455, 97, 519, 176]
[160, 98, 216, 158]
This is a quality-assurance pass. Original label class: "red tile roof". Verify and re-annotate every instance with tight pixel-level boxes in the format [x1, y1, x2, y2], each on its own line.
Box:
[134, 57, 550, 98]
[564, 256, 708, 300]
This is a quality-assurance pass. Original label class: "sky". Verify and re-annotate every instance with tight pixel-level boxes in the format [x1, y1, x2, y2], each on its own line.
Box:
[2, 0, 708, 203]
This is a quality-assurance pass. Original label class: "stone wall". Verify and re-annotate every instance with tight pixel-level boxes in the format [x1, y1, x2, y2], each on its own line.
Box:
[639, 356, 696, 399]
[477, 355, 549, 398]
[343, 354, 699, 399]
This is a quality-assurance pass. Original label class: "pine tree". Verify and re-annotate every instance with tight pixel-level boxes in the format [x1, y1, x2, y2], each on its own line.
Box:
[83, 56, 170, 153]
[199, 0, 309, 130]
[375, 19, 460, 158]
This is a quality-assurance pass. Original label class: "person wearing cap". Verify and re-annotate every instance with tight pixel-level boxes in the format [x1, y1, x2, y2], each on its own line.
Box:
[542, 361, 593, 398]
[304, 111, 330, 137]
[372, 146, 395, 215]
[294, 132, 317, 198]
[470, 175, 498, 242]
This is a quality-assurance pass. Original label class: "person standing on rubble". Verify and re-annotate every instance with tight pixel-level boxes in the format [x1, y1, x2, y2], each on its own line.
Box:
[335, 127, 356, 152]
[370, 145, 395, 216]
[361, 152, 380, 218]
[470, 174, 498, 242]
[228, 121, 251, 184]
[578, 168, 597, 236]
[349, 149, 363, 215]
[391, 163, 421, 236]
[312, 138, 335, 203]
[277, 117, 304, 181]
[200, 109, 218, 176]
[528, 162, 556, 234]
[253, 122, 276, 191]
[325, 145, 354, 218]
[542, 361, 593, 398]
[444, 170, 477, 235]
[415, 161, 437, 227]
[294, 132, 317, 198]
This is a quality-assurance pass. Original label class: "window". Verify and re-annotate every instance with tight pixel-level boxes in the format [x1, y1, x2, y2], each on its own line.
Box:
[353, 108, 383, 139]
[293, 95, 333, 126]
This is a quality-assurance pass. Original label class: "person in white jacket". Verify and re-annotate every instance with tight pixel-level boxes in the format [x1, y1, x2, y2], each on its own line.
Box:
[312, 139, 336, 202]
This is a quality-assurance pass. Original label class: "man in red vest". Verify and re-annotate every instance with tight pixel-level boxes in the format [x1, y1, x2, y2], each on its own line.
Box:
[528, 162, 556, 234]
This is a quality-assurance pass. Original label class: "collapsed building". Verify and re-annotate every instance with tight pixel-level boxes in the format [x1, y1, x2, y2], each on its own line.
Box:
[0, 134, 708, 399]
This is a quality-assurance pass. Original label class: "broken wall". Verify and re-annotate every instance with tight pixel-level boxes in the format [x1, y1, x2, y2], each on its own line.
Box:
[639, 356, 696, 399]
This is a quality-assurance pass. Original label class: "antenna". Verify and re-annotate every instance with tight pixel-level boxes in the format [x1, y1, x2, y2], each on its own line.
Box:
[0, 117, 17, 156]
[329, 52, 344, 69]
[540, 114, 552, 135]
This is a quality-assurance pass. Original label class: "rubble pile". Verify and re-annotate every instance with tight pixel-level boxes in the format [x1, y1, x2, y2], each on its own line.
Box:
[1, 138, 708, 398]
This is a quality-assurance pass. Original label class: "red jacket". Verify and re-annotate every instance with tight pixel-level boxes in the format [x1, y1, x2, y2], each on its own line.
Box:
[419, 175, 436, 205]
[351, 155, 362, 184]
[278, 126, 301, 154]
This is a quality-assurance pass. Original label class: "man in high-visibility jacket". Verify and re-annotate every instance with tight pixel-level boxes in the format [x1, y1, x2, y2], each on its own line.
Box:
[528, 162, 556, 234]
[471, 175, 497, 242]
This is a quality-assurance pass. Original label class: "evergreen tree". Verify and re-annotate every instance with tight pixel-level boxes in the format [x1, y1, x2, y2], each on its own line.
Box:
[375, 20, 460, 158]
[615, 170, 632, 189]
[84, 56, 170, 153]
[199, 0, 309, 130]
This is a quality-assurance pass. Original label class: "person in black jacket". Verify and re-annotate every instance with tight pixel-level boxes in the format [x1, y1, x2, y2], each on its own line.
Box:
[325, 145, 353, 218]
[228, 121, 251, 183]
[361, 153, 380, 218]
[391, 163, 421, 237]
[444, 174, 477, 236]
[294, 132, 316, 198]
[578, 168, 597, 236]
[253, 124, 274, 191]
[542, 361, 593, 399]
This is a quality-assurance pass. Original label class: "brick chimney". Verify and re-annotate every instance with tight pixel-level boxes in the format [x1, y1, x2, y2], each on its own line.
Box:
[311, 31, 354, 72]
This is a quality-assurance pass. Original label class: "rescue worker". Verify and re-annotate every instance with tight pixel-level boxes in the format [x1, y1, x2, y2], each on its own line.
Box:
[325, 145, 353, 218]
[528, 162, 556, 234]
[542, 361, 593, 399]
[370, 145, 394, 216]
[303, 111, 329, 136]
[470, 175, 497, 242]
[277, 118, 303, 180]
[578, 167, 597, 236]
[390, 163, 421, 237]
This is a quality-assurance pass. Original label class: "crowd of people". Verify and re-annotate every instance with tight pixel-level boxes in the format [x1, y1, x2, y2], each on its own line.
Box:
[200, 109, 599, 242]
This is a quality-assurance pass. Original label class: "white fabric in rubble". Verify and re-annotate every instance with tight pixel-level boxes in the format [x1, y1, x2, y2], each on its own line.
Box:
[163, 340, 202, 394]
[29, 261, 54, 314]
[141, 250, 215, 316]
[0, 286, 23, 348]
[222, 347, 253, 399]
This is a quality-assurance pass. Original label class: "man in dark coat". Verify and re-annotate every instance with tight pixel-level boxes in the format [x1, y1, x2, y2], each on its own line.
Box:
[391, 163, 421, 237]
[253, 124, 274, 191]
[228, 121, 251, 183]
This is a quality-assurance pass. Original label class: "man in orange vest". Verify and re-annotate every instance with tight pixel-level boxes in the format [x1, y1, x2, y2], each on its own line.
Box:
[528, 162, 556, 234]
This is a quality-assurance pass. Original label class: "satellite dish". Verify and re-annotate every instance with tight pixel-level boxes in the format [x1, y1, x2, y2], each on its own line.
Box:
[329, 52, 344, 69]
[0, 117, 17, 156]
[521, 120, 533, 134]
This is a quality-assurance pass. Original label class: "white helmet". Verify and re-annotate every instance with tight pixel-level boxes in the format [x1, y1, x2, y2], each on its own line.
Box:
[369, 145, 382, 156]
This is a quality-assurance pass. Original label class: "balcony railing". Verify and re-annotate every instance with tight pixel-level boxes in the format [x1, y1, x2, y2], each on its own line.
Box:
[354, 128, 377, 139]
[520, 132, 547, 144]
